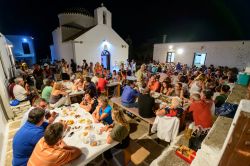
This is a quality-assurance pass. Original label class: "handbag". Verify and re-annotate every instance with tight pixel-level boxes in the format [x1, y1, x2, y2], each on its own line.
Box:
[188, 127, 209, 151]
[10, 99, 20, 106]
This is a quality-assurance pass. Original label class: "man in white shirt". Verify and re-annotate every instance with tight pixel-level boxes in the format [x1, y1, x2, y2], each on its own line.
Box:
[21, 98, 56, 126]
[13, 77, 28, 101]
[91, 73, 99, 85]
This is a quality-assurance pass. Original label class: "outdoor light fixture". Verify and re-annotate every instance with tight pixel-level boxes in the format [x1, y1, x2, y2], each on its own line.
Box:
[102, 40, 110, 50]
[177, 48, 184, 54]
[22, 38, 27, 42]
[169, 45, 173, 49]
[8, 44, 13, 48]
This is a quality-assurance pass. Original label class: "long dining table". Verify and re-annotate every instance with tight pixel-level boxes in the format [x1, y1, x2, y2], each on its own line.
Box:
[53, 103, 118, 165]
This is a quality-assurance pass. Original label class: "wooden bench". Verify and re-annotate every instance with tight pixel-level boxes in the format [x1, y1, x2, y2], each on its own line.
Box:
[111, 97, 155, 135]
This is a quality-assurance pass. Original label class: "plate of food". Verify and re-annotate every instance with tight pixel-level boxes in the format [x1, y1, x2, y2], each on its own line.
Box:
[66, 119, 75, 125]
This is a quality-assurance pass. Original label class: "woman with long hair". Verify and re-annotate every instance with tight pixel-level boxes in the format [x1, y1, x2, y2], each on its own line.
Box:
[49, 82, 68, 108]
[92, 96, 113, 125]
[102, 109, 130, 165]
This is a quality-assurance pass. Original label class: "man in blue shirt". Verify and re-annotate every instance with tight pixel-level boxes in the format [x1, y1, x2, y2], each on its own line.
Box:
[121, 80, 140, 107]
[12, 107, 48, 166]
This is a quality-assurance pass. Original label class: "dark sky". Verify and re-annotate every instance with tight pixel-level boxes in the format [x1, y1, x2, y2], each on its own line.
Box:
[0, 0, 250, 59]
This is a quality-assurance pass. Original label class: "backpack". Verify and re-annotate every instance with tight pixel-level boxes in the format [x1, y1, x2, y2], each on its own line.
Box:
[215, 102, 238, 118]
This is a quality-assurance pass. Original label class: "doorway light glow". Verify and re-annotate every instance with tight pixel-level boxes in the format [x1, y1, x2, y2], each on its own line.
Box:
[169, 45, 173, 49]
[177, 48, 184, 54]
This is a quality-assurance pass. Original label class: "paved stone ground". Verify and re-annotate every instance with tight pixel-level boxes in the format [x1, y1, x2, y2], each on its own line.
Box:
[4, 107, 189, 166]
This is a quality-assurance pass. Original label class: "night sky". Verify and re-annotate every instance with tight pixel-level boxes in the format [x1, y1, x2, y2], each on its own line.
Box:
[0, 0, 250, 60]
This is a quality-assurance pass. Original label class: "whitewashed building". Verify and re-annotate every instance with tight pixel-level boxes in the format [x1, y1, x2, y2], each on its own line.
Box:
[0, 33, 15, 164]
[153, 41, 250, 69]
[50, 5, 128, 70]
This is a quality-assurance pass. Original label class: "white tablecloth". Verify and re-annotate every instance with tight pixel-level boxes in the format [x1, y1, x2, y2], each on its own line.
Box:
[53, 103, 118, 165]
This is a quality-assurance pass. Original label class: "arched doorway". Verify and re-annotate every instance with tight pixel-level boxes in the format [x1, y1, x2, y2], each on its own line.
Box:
[101, 50, 110, 70]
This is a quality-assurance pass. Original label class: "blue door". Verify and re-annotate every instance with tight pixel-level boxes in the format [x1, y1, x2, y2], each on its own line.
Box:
[101, 50, 110, 70]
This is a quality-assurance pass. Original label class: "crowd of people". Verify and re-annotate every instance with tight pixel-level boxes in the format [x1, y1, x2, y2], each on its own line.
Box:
[10, 58, 241, 165]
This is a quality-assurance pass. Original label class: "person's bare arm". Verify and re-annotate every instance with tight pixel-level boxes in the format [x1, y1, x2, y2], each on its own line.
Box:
[106, 134, 113, 144]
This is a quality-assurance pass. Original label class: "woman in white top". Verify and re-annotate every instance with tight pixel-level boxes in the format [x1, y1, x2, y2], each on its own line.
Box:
[189, 74, 206, 95]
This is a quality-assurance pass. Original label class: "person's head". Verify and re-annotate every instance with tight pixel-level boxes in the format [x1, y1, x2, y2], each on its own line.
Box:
[201, 89, 214, 100]
[113, 70, 117, 75]
[190, 93, 201, 101]
[9, 77, 16, 84]
[175, 82, 182, 91]
[128, 80, 135, 88]
[44, 122, 64, 146]
[71, 59, 74, 62]
[162, 81, 168, 88]
[143, 87, 150, 94]
[15, 77, 24, 86]
[33, 98, 48, 109]
[84, 92, 92, 101]
[140, 64, 146, 71]
[53, 82, 62, 90]
[221, 85, 230, 93]
[98, 96, 109, 108]
[85, 77, 91, 83]
[27, 107, 45, 125]
[171, 97, 182, 108]
[111, 109, 128, 127]
[179, 75, 187, 83]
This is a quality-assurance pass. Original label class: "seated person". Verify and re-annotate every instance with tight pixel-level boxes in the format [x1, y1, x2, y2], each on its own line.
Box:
[160, 81, 173, 96]
[147, 75, 160, 92]
[112, 70, 118, 81]
[121, 80, 140, 108]
[49, 82, 68, 108]
[169, 82, 184, 98]
[28, 122, 82, 165]
[72, 79, 84, 91]
[13, 77, 33, 102]
[21, 98, 56, 126]
[156, 97, 184, 118]
[91, 73, 99, 85]
[138, 87, 156, 118]
[13, 108, 48, 166]
[106, 69, 112, 80]
[61, 74, 73, 90]
[84, 77, 98, 97]
[41, 79, 54, 102]
[102, 109, 130, 165]
[188, 93, 212, 128]
[97, 74, 108, 93]
[92, 96, 113, 125]
[80, 91, 98, 113]
[214, 84, 230, 108]
[8, 77, 16, 99]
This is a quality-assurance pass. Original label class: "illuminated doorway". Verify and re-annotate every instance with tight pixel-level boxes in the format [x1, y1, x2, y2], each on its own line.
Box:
[101, 50, 110, 70]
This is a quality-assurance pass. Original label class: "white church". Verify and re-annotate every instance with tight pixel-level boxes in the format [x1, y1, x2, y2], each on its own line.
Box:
[50, 4, 128, 70]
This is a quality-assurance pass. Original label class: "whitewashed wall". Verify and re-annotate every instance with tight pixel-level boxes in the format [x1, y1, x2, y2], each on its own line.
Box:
[0, 33, 14, 165]
[153, 41, 250, 69]
[74, 24, 128, 68]
[51, 28, 74, 64]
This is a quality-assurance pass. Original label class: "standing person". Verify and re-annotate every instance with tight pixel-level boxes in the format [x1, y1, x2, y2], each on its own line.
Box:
[89, 62, 94, 75]
[131, 59, 136, 76]
[136, 64, 146, 88]
[43, 63, 52, 79]
[70, 59, 77, 73]
[27, 123, 82, 165]
[12, 108, 48, 166]
[33, 64, 44, 90]
[82, 59, 88, 70]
